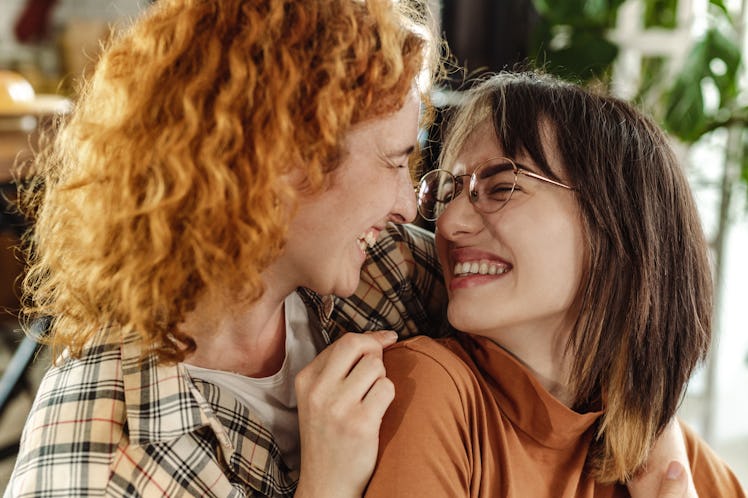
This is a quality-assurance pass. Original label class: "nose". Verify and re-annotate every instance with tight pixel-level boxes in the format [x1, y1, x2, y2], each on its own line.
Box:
[435, 186, 484, 240]
[388, 168, 418, 224]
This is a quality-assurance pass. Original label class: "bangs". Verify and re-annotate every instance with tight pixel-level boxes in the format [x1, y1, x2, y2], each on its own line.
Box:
[440, 74, 566, 184]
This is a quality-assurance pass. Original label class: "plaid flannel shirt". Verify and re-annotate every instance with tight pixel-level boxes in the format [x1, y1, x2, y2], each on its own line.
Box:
[5, 223, 446, 498]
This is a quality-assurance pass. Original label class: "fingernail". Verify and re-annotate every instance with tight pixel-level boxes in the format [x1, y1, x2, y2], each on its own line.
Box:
[666, 461, 683, 480]
[384, 330, 398, 341]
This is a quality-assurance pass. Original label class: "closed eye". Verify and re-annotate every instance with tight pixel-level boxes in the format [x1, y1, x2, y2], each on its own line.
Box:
[382, 145, 416, 170]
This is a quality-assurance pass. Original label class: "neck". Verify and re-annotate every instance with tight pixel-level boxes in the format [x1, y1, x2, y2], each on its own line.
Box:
[488, 320, 576, 407]
[181, 279, 295, 377]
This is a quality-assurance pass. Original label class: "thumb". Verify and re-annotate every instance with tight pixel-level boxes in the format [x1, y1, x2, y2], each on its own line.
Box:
[656, 461, 688, 498]
[364, 330, 399, 347]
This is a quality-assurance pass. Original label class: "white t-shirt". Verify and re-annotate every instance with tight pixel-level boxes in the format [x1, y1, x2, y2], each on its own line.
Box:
[183, 292, 323, 470]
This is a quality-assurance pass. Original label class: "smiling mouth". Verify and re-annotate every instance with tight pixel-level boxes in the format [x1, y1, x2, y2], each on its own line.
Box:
[453, 260, 510, 277]
[356, 230, 379, 253]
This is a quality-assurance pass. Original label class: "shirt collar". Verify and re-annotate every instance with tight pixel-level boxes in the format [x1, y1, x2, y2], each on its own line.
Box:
[297, 287, 337, 342]
[118, 287, 335, 446]
[120, 329, 298, 494]
[119, 329, 206, 445]
[458, 334, 603, 450]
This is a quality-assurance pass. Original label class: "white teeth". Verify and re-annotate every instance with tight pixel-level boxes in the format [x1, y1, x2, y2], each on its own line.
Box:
[357, 230, 379, 253]
[453, 259, 508, 276]
[364, 231, 378, 247]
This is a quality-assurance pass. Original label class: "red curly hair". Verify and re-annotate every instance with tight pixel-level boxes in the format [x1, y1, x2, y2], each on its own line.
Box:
[21, 0, 436, 363]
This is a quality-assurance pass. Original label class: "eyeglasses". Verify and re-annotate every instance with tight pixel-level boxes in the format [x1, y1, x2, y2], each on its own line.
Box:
[416, 156, 574, 221]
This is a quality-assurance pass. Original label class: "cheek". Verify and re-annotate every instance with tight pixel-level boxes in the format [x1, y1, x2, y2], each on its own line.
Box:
[343, 165, 387, 205]
[435, 233, 450, 272]
[508, 201, 585, 298]
[534, 214, 586, 305]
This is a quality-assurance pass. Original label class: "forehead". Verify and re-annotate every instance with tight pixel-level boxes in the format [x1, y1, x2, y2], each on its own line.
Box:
[448, 120, 503, 174]
[448, 116, 567, 179]
[344, 90, 421, 155]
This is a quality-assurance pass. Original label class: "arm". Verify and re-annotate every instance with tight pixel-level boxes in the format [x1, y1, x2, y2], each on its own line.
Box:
[294, 331, 397, 498]
[6, 358, 122, 497]
[680, 420, 746, 497]
[365, 339, 473, 497]
[627, 419, 698, 498]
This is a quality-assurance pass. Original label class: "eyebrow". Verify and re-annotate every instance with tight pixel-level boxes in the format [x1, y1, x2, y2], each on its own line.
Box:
[477, 157, 535, 173]
[459, 157, 514, 174]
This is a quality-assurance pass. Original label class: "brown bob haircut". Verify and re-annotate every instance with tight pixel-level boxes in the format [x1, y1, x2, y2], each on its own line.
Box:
[440, 71, 713, 483]
[21, 0, 435, 363]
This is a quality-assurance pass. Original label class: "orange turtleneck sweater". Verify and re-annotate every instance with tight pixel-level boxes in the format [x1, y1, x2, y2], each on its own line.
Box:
[364, 334, 745, 497]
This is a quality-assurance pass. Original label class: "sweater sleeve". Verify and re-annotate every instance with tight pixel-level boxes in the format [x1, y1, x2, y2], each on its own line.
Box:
[682, 420, 747, 497]
[5, 356, 125, 497]
[365, 338, 477, 497]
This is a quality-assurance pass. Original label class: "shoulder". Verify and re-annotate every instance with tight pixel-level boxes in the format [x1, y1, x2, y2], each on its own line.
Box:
[8, 338, 127, 496]
[25, 336, 126, 427]
[38, 331, 125, 406]
[369, 336, 480, 496]
[386, 335, 464, 364]
[365, 223, 436, 277]
[384, 336, 479, 403]
[379, 222, 435, 248]
[332, 223, 447, 338]
[681, 420, 747, 497]
[378, 223, 442, 281]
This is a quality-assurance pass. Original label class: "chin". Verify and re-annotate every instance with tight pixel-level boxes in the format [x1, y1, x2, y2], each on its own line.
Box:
[447, 307, 469, 332]
[447, 302, 490, 333]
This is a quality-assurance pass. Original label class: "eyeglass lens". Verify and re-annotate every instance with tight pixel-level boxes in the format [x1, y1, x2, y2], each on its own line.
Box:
[417, 159, 517, 221]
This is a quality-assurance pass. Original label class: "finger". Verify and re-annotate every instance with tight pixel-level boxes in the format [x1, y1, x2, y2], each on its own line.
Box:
[361, 376, 395, 420]
[316, 332, 395, 381]
[657, 462, 688, 498]
[339, 353, 387, 404]
[363, 330, 399, 348]
[296, 331, 397, 400]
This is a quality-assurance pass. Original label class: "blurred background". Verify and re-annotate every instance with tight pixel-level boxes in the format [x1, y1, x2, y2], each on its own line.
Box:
[0, 0, 746, 492]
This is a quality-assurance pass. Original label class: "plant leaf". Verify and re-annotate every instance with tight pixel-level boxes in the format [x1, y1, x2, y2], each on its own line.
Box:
[664, 27, 742, 142]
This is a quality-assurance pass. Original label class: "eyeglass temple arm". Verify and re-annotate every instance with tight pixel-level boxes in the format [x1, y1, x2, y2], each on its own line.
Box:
[520, 169, 574, 190]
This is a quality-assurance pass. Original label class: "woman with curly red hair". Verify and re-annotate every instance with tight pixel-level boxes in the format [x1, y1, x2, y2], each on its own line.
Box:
[7, 0, 443, 496]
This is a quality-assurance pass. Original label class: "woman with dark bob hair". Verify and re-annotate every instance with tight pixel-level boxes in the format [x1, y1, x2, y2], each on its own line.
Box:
[7, 0, 445, 496]
[365, 72, 746, 497]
